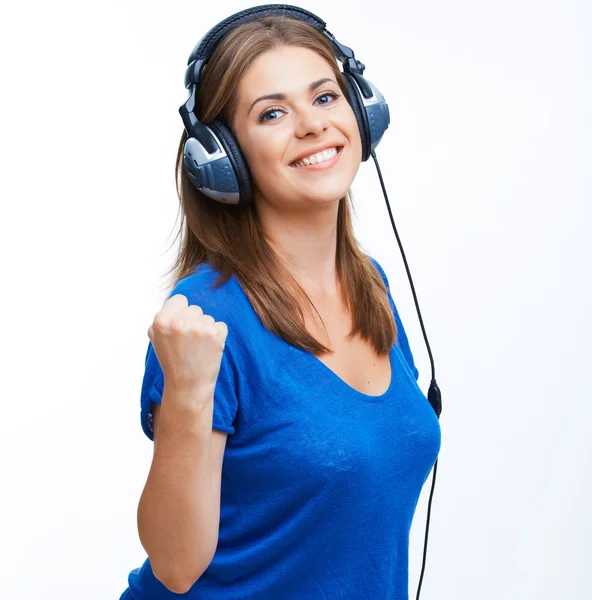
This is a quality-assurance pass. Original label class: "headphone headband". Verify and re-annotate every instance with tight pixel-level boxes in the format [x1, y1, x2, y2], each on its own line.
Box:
[183, 4, 366, 90]
[190, 5, 324, 62]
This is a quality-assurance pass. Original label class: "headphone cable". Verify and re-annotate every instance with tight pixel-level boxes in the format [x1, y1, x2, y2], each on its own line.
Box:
[370, 149, 442, 600]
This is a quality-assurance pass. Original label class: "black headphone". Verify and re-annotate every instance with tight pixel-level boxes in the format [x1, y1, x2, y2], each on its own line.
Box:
[178, 3, 392, 206]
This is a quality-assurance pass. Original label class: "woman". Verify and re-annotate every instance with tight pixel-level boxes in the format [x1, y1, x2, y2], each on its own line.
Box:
[120, 11, 441, 600]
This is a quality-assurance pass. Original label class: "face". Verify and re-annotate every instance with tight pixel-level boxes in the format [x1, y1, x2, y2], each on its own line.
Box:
[231, 45, 363, 212]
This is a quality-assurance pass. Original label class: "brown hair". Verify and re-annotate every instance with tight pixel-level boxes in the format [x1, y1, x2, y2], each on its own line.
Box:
[164, 15, 397, 357]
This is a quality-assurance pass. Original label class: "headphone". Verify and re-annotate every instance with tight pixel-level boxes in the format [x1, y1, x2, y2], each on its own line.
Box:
[178, 3, 391, 206]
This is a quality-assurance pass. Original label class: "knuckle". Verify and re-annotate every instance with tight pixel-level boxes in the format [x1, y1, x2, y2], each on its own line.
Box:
[198, 320, 218, 338]
[170, 293, 188, 305]
[153, 314, 168, 330]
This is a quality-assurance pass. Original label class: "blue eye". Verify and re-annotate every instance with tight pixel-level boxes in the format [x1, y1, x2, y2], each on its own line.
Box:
[257, 92, 340, 123]
[316, 92, 338, 106]
[258, 108, 283, 123]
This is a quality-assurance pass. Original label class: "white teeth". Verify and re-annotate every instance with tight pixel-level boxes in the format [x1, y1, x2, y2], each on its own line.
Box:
[292, 146, 339, 168]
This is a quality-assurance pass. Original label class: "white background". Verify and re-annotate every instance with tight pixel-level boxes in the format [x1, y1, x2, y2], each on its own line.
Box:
[1, 1, 590, 598]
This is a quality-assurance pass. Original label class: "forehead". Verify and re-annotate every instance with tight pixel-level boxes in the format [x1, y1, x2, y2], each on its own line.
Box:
[238, 46, 335, 99]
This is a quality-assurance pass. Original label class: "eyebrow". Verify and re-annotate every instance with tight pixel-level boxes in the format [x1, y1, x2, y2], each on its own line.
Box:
[247, 77, 337, 116]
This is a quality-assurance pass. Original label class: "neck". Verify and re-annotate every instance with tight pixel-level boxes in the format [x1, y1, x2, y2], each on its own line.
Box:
[257, 197, 341, 297]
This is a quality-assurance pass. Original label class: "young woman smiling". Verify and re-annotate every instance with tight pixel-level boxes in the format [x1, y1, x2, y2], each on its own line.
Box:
[119, 11, 441, 600]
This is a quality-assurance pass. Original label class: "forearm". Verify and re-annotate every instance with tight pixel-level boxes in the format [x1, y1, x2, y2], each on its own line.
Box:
[137, 387, 218, 593]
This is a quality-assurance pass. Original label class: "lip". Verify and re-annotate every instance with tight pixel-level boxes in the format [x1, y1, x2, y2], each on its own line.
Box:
[289, 146, 344, 171]
[289, 144, 344, 165]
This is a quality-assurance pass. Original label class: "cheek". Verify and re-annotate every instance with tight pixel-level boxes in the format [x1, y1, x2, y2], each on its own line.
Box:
[242, 132, 286, 177]
[348, 117, 363, 160]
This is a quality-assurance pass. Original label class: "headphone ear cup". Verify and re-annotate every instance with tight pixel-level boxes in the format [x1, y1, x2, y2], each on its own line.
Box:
[207, 120, 253, 205]
[342, 72, 371, 162]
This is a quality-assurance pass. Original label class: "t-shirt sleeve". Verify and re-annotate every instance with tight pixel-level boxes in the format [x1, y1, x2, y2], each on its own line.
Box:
[139, 275, 239, 441]
[370, 256, 420, 381]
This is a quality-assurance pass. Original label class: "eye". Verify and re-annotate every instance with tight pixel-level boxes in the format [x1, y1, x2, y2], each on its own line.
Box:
[258, 107, 284, 123]
[315, 92, 339, 106]
[257, 92, 341, 123]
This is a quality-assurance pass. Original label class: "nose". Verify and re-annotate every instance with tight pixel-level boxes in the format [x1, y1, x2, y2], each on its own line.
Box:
[293, 104, 329, 138]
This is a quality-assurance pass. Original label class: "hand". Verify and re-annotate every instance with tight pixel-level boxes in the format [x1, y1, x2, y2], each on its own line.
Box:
[147, 294, 228, 408]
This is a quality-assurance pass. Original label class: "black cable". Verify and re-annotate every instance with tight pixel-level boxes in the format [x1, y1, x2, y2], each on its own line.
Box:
[370, 150, 435, 379]
[370, 149, 441, 418]
[416, 459, 438, 599]
[370, 149, 442, 599]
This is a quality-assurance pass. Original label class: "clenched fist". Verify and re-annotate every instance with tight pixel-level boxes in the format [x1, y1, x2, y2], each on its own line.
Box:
[147, 294, 229, 407]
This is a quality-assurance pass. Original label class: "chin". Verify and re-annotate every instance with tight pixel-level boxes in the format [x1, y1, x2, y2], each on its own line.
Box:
[306, 174, 355, 201]
[294, 171, 356, 204]
[315, 183, 352, 202]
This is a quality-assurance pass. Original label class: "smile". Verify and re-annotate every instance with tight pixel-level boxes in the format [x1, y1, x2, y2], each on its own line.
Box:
[289, 146, 343, 170]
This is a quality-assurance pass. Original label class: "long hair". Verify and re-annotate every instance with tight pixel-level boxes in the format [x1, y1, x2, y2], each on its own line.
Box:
[165, 15, 397, 357]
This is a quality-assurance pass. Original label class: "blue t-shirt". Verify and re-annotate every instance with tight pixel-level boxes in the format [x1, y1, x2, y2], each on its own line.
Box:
[120, 256, 441, 600]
